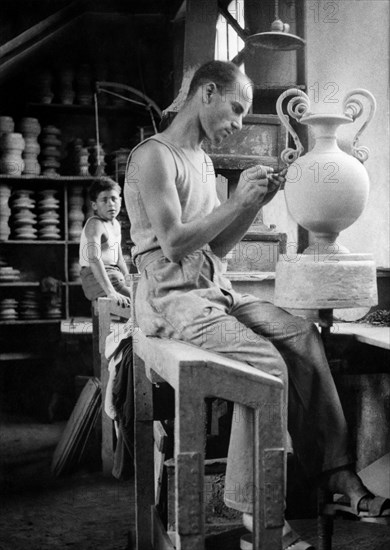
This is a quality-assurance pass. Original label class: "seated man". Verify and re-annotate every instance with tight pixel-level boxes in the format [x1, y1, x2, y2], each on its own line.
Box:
[79, 177, 131, 307]
[124, 60, 390, 549]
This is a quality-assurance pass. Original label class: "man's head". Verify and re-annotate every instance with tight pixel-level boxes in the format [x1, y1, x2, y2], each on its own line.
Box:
[187, 61, 253, 145]
[88, 177, 122, 221]
[187, 61, 252, 101]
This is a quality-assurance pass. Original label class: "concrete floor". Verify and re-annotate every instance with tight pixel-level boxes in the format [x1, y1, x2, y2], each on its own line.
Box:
[1, 417, 390, 550]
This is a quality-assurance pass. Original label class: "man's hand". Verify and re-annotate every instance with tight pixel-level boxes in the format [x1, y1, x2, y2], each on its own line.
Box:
[107, 291, 131, 308]
[268, 167, 287, 188]
[233, 165, 287, 210]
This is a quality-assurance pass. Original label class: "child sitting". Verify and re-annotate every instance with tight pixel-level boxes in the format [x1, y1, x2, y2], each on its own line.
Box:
[79, 177, 131, 306]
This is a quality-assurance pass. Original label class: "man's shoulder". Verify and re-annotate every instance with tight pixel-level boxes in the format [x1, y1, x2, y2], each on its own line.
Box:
[132, 134, 174, 158]
[129, 134, 177, 177]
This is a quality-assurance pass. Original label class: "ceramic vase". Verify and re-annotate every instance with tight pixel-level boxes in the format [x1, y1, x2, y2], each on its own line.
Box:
[64, 139, 90, 175]
[19, 117, 42, 176]
[110, 148, 130, 179]
[68, 185, 85, 241]
[88, 140, 106, 176]
[274, 88, 378, 309]
[75, 64, 93, 106]
[0, 133, 25, 175]
[58, 66, 75, 105]
[0, 184, 12, 241]
[35, 70, 54, 104]
[69, 258, 81, 281]
[0, 116, 15, 136]
[40, 126, 62, 176]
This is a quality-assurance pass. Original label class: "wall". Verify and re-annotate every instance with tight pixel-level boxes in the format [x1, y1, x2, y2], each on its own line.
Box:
[305, 0, 389, 267]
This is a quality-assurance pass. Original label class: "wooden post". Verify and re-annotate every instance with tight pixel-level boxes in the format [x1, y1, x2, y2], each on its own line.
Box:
[133, 351, 154, 550]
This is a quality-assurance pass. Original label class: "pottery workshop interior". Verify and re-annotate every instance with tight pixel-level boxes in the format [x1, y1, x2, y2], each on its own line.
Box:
[0, 1, 389, 549]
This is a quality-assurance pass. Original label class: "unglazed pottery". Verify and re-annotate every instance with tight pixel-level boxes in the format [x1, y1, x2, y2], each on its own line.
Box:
[0, 116, 15, 136]
[274, 88, 378, 309]
[0, 133, 25, 175]
[276, 88, 376, 254]
[68, 185, 85, 241]
[0, 184, 12, 241]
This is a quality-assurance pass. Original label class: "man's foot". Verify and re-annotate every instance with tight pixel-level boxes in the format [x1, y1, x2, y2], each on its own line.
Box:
[320, 467, 390, 523]
[241, 514, 314, 550]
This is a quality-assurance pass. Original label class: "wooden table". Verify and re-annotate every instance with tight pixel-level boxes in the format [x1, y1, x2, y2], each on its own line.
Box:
[332, 322, 390, 351]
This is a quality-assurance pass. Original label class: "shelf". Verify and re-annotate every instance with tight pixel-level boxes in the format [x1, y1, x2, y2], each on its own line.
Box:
[253, 84, 306, 95]
[0, 352, 44, 361]
[0, 319, 61, 325]
[0, 174, 95, 182]
[0, 282, 40, 286]
[27, 102, 137, 115]
[0, 281, 82, 287]
[0, 240, 66, 244]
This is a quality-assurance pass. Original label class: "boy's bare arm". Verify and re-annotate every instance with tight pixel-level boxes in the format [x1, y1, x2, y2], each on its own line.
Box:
[84, 218, 129, 304]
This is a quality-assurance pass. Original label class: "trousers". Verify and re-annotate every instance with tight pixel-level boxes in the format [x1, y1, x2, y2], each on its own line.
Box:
[135, 248, 353, 513]
[80, 265, 129, 301]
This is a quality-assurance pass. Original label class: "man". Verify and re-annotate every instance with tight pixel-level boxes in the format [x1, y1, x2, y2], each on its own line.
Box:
[125, 61, 389, 549]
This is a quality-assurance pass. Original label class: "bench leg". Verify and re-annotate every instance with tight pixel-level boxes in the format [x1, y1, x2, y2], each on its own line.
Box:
[252, 396, 285, 549]
[133, 352, 154, 550]
[175, 383, 206, 550]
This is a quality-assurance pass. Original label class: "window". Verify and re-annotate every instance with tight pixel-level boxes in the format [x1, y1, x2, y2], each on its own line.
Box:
[215, 0, 245, 66]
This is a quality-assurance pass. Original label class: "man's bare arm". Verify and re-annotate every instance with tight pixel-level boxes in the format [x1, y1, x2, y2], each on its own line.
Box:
[209, 171, 286, 258]
[130, 142, 276, 263]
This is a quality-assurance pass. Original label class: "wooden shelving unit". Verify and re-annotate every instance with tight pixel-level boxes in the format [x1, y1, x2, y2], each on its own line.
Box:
[0, 175, 95, 323]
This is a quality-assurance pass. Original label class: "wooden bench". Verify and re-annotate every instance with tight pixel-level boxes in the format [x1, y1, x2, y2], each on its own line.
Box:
[95, 295, 285, 549]
[132, 330, 285, 550]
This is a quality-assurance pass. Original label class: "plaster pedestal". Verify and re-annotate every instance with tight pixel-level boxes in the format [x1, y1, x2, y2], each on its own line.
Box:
[274, 253, 378, 309]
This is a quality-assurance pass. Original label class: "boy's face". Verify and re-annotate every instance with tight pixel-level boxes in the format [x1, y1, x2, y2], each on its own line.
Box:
[91, 190, 122, 221]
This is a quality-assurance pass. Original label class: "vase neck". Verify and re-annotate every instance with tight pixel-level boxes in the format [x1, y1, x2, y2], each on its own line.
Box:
[301, 114, 352, 152]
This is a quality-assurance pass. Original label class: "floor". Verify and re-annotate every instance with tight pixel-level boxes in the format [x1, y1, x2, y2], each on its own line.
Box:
[1, 417, 390, 550]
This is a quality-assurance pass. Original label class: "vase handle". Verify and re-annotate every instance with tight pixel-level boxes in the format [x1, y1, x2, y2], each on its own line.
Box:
[276, 88, 310, 166]
[343, 89, 376, 163]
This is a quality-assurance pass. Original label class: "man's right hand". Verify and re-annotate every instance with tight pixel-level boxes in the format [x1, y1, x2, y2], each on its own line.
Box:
[233, 164, 275, 209]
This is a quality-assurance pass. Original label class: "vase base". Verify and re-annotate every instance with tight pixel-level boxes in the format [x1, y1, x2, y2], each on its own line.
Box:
[274, 253, 378, 309]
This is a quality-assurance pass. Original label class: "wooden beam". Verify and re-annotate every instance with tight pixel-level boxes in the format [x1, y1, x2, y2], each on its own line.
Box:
[0, 1, 88, 83]
[218, 2, 249, 41]
[0, 0, 86, 61]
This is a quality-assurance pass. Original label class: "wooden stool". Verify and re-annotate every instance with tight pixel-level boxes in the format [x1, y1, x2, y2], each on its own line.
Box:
[132, 330, 285, 550]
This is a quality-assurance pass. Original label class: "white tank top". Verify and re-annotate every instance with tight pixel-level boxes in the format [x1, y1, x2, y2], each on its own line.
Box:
[124, 134, 219, 267]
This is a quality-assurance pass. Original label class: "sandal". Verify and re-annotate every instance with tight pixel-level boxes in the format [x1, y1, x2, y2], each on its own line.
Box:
[240, 532, 314, 550]
[241, 515, 315, 550]
[322, 492, 390, 524]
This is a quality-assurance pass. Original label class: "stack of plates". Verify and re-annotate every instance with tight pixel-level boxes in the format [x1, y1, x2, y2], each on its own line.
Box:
[19, 290, 41, 320]
[0, 298, 18, 320]
[0, 265, 21, 282]
[51, 377, 101, 476]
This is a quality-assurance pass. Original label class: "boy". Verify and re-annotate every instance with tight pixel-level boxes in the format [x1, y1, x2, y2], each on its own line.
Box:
[80, 177, 131, 307]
